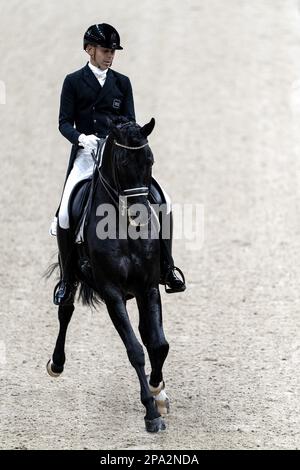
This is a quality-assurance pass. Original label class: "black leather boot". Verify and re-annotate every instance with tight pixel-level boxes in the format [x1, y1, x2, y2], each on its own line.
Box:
[160, 242, 186, 293]
[53, 225, 77, 306]
[149, 179, 186, 294]
[159, 210, 186, 294]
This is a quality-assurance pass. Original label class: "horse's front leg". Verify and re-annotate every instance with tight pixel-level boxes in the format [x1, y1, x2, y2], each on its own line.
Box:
[104, 289, 165, 432]
[46, 304, 74, 377]
[137, 287, 170, 415]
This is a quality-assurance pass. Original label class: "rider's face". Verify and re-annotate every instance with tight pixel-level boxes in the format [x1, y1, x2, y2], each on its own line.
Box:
[87, 45, 116, 70]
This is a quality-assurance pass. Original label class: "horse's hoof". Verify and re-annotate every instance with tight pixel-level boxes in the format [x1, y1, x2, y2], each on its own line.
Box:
[145, 416, 166, 433]
[46, 359, 63, 378]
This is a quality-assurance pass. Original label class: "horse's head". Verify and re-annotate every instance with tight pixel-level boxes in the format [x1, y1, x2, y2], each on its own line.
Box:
[107, 118, 155, 225]
[110, 117, 155, 192]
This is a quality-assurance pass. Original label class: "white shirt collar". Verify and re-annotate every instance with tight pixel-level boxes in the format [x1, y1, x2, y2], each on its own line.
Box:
[88, 61, 108, 78]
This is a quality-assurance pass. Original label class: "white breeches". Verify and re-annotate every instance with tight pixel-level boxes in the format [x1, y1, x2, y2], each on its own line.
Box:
[58, 140, 103, 229]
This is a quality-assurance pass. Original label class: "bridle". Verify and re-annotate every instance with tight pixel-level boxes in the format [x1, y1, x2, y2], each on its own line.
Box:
[91, 136, 152, 225]
[113, 139, 150, 201]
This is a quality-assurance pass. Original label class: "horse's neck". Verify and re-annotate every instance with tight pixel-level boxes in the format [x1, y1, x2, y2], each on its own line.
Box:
[100, 138, 115, 186]
[95, 138, 118, 204]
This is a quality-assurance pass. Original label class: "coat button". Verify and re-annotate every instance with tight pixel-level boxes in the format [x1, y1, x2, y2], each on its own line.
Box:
[92, 106, 95, 111]
[93, 119, 96, 123]
[95, 132, 99, 136]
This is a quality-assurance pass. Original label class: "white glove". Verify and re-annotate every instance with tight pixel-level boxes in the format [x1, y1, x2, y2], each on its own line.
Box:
[78, 134, 100, 150]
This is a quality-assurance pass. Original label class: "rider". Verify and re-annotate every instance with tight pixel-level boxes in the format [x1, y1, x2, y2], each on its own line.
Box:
[53, 23, 186, 305]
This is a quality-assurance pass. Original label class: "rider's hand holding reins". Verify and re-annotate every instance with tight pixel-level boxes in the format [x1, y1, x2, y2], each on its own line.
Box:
[78, 134, 100, 150]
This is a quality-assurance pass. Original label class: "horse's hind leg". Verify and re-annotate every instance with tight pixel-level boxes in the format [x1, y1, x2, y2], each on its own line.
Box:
[104, 290, 165, 432]
[137, 288, 170, 415]
[46, 304, 74, 377]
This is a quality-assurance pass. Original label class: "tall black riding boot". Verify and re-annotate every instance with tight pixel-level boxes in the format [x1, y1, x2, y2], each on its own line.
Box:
[53, 225, 77, 306]
[159, 209, 186, 294]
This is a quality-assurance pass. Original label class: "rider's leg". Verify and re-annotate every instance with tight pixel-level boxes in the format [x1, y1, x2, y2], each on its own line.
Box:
[54, 225, 77, 306]
[54, 150, 95, 305]
[150, 178, 186, 293]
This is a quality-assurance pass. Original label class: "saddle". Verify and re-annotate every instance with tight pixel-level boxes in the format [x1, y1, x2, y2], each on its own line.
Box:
[68, 177, 165, 241]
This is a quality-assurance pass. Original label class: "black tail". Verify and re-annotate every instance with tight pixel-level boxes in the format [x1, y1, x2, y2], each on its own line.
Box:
[43, 261, 60, 280]
[77, 279, 102, 308]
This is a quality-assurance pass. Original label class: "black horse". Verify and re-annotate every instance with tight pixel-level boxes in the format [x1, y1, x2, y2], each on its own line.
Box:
[47, 118, 170, 432]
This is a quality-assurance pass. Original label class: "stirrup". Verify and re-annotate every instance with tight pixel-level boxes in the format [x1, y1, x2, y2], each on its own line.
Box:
[164, 266, 186, 294]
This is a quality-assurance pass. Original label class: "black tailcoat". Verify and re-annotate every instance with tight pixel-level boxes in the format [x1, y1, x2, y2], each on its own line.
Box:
[58, 62, 135, 179]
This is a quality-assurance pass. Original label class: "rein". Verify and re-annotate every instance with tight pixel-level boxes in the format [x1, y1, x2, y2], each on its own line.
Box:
[91, 140, 119, 208]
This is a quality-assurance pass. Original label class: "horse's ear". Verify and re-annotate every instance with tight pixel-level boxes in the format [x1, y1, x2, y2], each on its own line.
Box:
[140, 118, 155, 138]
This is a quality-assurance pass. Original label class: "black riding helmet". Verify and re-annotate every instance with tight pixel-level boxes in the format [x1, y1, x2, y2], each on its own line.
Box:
[83, 23, 123, 50]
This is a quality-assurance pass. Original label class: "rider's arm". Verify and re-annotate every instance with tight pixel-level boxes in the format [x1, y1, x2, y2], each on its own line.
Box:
[121, 78, 136, 122]
[58, 75, 81, 145]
